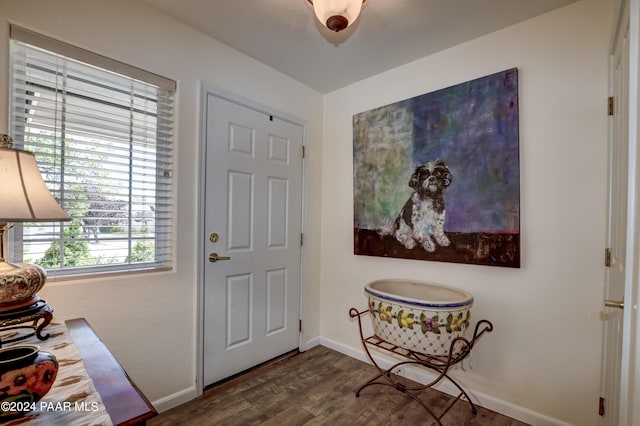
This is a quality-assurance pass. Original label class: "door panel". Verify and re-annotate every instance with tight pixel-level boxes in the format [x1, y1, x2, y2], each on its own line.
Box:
[226, 274, 252, 349]
[228, 171, 253, 250]
[268, 177, 289, 247]
[266, 268, 287, 334]
[203, 93, 303, 386]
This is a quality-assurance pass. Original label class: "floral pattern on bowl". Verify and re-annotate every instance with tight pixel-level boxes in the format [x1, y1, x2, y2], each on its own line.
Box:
[370, 298, 471, 331]
[367, 295, 472, 356]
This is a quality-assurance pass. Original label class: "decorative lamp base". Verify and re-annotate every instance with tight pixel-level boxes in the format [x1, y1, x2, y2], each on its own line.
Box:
[0, 262, 46, 312]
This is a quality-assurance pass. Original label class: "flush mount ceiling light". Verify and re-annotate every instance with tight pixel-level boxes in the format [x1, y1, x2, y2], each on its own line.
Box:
[307, 0, 367, 32]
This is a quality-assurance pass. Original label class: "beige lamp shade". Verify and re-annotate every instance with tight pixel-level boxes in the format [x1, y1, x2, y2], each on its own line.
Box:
[0, 136, 69, 312]
[0, 147, 70, 222]
[307, 0, 366, 32]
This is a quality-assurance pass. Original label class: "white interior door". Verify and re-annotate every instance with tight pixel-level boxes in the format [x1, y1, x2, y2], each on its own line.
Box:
[601, 2, 629, 424]
[203, 92, 303, 386]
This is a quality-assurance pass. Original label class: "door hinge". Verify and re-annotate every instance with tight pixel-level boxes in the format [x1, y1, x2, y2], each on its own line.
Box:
[299, 319, 302, 332]
[300, 233, 304, 246]
[608, 96, 614, 116]
[599, 396, 605, 416]
[605, 248, 612, 267]
[302, 146, 306, 158]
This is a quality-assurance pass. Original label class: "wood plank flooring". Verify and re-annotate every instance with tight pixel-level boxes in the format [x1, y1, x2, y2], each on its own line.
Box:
[150, 345, 529, 426]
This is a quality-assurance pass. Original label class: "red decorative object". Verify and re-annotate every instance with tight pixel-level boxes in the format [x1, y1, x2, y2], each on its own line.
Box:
[0, 345, 58, 419]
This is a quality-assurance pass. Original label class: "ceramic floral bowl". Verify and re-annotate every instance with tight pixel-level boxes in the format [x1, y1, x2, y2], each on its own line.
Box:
[0, 345, 58, 418]
[365, 279, 473, 356]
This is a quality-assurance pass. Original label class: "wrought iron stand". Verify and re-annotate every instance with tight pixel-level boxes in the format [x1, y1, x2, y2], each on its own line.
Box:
[0, 300, 53, 347]
[349, 307, 493, 425]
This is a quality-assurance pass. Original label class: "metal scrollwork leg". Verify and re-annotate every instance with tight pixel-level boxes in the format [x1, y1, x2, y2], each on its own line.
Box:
[349, 306, 493, 425]
[34, 305, 54, 340]
[0, 301, 54, 345]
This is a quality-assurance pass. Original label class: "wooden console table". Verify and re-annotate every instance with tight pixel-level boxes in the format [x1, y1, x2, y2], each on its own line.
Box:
[66, 318, 157, 426]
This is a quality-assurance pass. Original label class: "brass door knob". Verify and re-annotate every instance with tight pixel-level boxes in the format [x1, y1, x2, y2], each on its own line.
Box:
[208, 253, 231, 263]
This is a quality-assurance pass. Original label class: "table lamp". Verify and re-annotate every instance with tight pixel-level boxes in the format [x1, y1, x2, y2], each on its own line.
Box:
[0, 134, 70, 312]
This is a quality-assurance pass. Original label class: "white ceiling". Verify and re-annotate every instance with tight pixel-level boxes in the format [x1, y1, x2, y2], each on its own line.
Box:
[138, 0, 580, 93]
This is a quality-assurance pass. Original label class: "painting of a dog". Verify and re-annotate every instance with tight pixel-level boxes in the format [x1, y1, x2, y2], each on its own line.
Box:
[389, 160, 452, 252]
[353, 68, 520, 268]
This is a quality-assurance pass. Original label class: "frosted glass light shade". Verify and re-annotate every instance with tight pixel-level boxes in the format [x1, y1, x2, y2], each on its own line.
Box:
[0, 147, 70, 222]
[308, 0, 365, 32]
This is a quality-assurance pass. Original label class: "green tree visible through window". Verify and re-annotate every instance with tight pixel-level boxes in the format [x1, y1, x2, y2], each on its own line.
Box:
[130, 240, 155, 263]
[39, 220, 94, 268]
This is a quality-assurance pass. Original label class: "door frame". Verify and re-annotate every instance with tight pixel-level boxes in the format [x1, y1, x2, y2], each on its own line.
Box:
[622, 0, 640, 423]
[195, 83, 308, 396]
[608, 0, 640, 423]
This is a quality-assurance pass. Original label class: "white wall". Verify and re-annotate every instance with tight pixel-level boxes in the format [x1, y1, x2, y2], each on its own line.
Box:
[0, 0, 324, 410]
[0, 0, 616, 423]
[319, 0, 611, 424]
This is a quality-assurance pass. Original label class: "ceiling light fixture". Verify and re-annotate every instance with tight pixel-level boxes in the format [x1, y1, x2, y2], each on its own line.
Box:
[307, 0, 366, 32]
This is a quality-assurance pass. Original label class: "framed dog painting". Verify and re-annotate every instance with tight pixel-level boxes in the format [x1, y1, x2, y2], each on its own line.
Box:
[353, 68, 520, 268]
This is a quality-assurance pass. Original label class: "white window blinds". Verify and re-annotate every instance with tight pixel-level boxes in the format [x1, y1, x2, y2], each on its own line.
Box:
[9, 25, 175, 277]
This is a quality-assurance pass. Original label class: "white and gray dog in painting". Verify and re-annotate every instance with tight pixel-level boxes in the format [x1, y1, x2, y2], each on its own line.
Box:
[385, 160, 453, 252]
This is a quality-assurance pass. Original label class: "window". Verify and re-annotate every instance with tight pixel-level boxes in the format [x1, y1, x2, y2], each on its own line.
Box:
[8, 26, 175, 277]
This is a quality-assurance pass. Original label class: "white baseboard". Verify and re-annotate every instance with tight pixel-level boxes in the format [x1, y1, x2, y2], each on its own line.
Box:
[152, 386, 198, 413]
[315, 336, 571, 426]
[304, 335, 322, 349]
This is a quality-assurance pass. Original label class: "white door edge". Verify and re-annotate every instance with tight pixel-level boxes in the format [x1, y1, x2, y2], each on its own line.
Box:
[610, 0, 640, 423]
[195, 82, 308, 395]
[621, 1, 640, 423]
